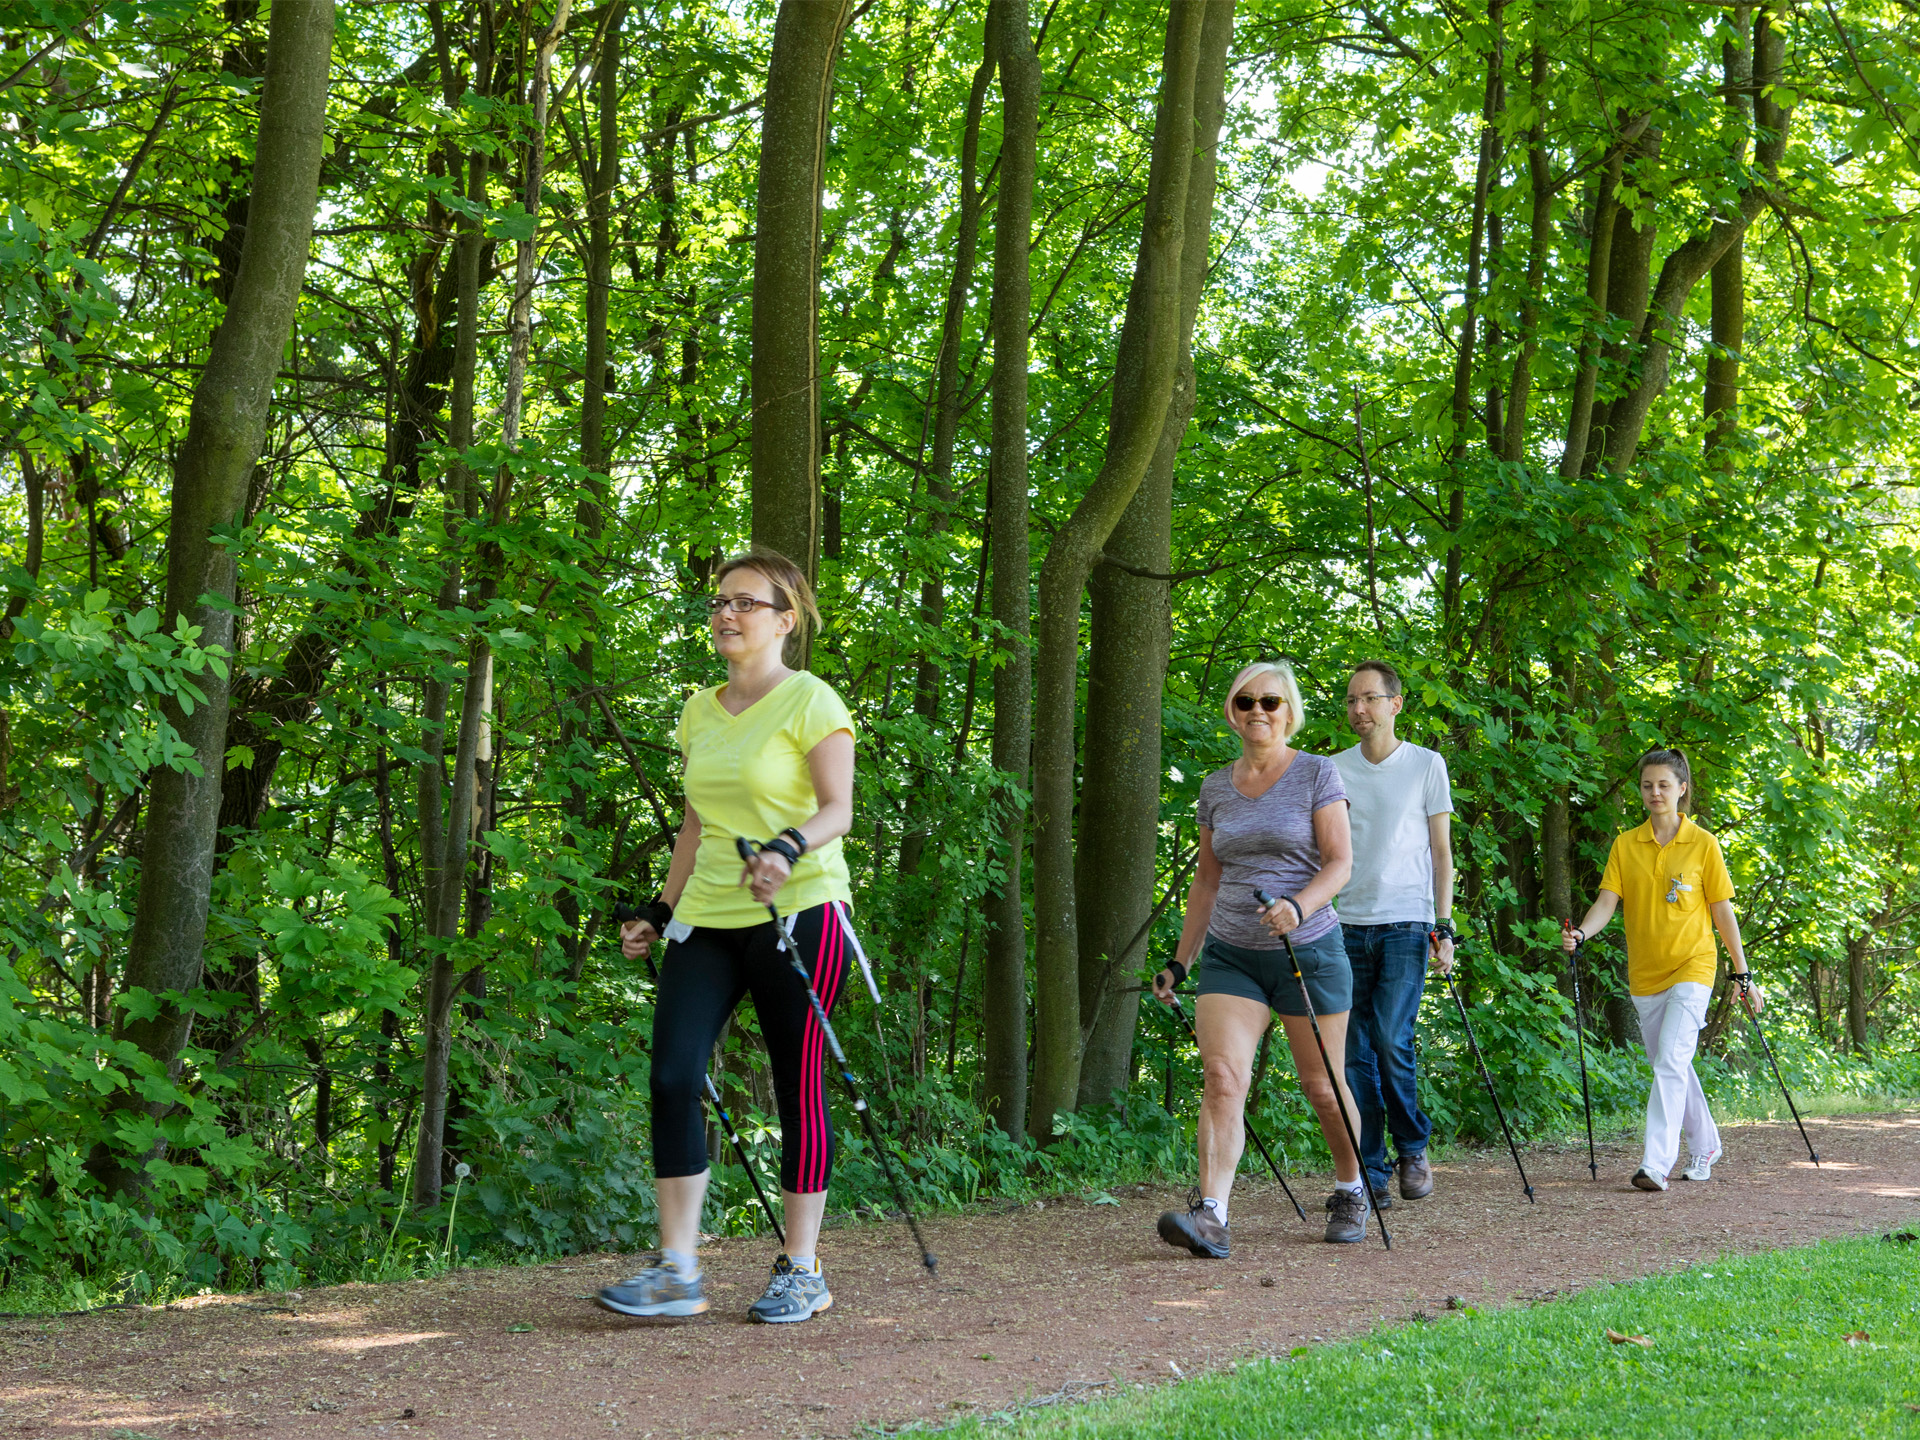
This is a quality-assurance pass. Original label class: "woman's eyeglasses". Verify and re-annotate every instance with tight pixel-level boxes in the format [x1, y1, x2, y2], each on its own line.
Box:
[1233, 694, 1289, 713]
[707, 595, 780, 615]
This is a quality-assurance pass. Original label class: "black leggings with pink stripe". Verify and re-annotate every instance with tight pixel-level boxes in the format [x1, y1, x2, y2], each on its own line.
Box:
[649, 902, 851, 1193]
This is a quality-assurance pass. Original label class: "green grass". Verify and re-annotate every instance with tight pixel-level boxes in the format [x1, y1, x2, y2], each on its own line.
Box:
[933, 1231, 1920, 1439]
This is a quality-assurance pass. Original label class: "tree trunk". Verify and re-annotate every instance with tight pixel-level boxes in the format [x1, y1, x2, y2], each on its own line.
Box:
[1440, 0, 1503, 640]
[980, 0, 1037, 1140]
[897, 7, 996, 884]
[1845, 928, 1871, 1055]
[1557, 154, 1619, 481]
[1499, 42, 1547, 464]
[88, 0, 334, 1199]
[1074, 0, 1234, 1112]
[415, 0, 571, 1208]
[749, 0, 852, 651]
[1028, 1, 1209, 1133]
[1600, 12, 1789, 474]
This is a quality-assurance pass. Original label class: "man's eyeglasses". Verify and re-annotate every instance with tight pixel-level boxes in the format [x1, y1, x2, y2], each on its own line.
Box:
[1233, 694, 1289, 713]
[1346, 692, 1394, 706]
[707, 595, 780, 616]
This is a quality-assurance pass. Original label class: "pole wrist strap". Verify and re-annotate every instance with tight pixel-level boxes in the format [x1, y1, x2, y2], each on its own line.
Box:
[1167, 959, 1189, 987]
[779, 826, 810, 857]
[763, 835, 803, 867]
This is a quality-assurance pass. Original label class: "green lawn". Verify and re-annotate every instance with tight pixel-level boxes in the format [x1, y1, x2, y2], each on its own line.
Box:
[937, 1231, 1920, 1440]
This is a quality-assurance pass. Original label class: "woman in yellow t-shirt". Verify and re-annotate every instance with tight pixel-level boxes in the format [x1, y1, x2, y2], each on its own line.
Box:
[594, 549, 858, 1326]
[1562, 748, 1763, 1192]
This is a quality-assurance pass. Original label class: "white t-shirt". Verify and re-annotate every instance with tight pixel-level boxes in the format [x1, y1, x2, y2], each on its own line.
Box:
[1332, 740, 1453, 925]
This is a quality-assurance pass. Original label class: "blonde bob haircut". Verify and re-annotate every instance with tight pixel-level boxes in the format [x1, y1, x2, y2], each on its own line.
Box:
[1224, 660, 1305, 741]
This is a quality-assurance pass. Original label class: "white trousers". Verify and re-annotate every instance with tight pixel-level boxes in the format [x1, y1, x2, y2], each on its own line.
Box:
[1631, 981, 1720, 1179]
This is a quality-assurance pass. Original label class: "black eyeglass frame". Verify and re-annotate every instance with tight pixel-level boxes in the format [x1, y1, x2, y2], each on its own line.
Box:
[1232, 694, 1289, 713]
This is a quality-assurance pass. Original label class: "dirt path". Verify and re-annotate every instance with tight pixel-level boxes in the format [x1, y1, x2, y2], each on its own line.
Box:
[7, 1113, 1918, 1440]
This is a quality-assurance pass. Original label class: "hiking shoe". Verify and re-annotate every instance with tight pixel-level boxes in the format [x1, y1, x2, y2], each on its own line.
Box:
[748, 1254, 833, 1324]
[1397, 1152, 1433, 1200]
[1324, 1188, 1369, 1244]
[1631, 1166, 1669, 1192]
[1156, 1190, 1230, 1259]
[1369, 1181, 1394, 1212]
[596, 1260, 709, 1318]
[1680, 1146, 1723, 1182]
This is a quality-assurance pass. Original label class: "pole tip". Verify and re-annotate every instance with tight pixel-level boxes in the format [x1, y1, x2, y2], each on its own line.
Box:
[923, 1255, 938, 1274]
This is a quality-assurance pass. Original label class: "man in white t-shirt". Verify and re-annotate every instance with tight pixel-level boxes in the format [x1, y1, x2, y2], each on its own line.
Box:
[1333, 660, 1455, 1208]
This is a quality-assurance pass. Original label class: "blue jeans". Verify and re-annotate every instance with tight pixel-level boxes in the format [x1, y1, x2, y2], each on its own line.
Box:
[1342, 922, 1433, 1192]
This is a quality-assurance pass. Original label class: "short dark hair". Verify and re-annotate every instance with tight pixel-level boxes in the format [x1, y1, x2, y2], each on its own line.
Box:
[1637, 747, 1693, 811]
[1351, 659, 1402, 696]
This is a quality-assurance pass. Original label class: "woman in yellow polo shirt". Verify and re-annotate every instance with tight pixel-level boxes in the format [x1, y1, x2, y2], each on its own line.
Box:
[595, 548, 858, 1326]
[1562, 748, 1763, 1192]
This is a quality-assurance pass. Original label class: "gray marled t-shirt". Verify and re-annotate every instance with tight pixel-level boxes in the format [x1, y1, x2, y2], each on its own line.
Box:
[1197, 753, 1348, 948]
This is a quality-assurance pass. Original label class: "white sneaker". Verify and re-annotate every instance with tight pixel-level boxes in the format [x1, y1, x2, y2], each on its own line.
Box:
[1680, 1147, 1723, 1182]
[1631, 1166, 1669, 1192]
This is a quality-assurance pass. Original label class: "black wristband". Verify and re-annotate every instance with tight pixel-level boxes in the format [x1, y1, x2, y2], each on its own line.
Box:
[1280, 895, 1305, 925]
[1166, 960, 1189, 987]
[1431, 918, 1456, 940]
[1730, 969, 1754, 988]
[762, 835, 803, 868]
[779, 826, 810, 858]
[612, 896, 673, 932]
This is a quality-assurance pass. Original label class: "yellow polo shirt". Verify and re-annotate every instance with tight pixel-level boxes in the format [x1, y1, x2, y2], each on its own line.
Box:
[674, 671, 855, 927]
[1597, 816, 1735, 995]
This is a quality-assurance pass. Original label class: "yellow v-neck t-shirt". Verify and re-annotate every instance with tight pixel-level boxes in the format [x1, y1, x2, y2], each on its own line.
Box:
[1597, 816, 1735, 994]
[674, 671, 855, 927]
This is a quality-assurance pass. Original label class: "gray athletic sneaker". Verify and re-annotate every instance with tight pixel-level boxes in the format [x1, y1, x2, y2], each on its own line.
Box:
[1397, 1152, 1433, 1200]
[748, 1254, 833, 1324]
[596, 1260, 709, 1318]
[1324, 1188, 1369, 1244]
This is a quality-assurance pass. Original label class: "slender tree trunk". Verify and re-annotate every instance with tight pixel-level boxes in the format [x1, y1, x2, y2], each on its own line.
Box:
[1557, 153, 1619, 480]
[1441, 0, 1503, 640]
[1499, 43, 1547, 463]
[88, 0, 333, 1199]
[898, 9, 996, 883]
[415, 0, 571, 1207]
[981, 0, 1036, 1140]
[1845, 928, 1871, 1055]
[1074, 0, 1233, 1111]
[1028, 1, 1209, 1133]
[558, 4, 624, 968]
[749, 0, 852, 649]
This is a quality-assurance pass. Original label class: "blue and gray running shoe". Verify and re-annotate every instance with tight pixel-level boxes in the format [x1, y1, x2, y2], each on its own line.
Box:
[748, 1254, 833, 1324]
[595, 1260, 709, 1318]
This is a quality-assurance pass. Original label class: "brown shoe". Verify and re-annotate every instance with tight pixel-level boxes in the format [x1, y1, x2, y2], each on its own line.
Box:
[1397, 1152, 1433, 1200]
[1323, 1188, 1368, 1244]
[1156, 1191, 1230, 1258]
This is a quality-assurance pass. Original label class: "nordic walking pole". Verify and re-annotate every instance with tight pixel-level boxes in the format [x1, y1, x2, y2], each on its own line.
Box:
[1256, 890, 1391, 1251]
[1729, 970, 1820, 1166]
[613, 901, 787, 1242]
[1560, 920, 1600, 1181]
[1436, 936, 1534, 1203]
[736, 838, 938, 1276]
[704, 1074, 786, 1244]
[1163, 989, 1309, 1224]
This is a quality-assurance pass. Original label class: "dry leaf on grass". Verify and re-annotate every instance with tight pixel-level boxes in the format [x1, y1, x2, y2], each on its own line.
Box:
[1844, 1331, 1869, 1345]
[1605, 1328, 1652, 1348]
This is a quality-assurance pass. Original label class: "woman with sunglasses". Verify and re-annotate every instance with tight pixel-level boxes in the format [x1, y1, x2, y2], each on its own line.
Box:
[1152, 661, 1372, 1248]
[1562, 746, 1759, 1192]
[596, 548, 858, 1324]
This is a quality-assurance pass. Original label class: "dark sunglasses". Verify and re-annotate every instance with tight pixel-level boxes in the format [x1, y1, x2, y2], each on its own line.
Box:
[1233, 694, 1288, 713]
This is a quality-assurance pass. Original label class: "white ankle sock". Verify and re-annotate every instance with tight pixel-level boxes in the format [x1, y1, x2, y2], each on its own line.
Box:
[788, 1254, 818, 1274]
[1201, 1196, 1228, 1225]
[662, 1247, 700, 1280]
[1334, 1178, 1363, 1195]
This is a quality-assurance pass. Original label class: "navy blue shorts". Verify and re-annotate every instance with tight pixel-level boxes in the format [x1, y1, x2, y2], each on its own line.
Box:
[1195, 926, 1352, 1016]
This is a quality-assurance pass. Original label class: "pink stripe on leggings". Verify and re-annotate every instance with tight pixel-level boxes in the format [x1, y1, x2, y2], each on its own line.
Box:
[797, 909, 848, 1193]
